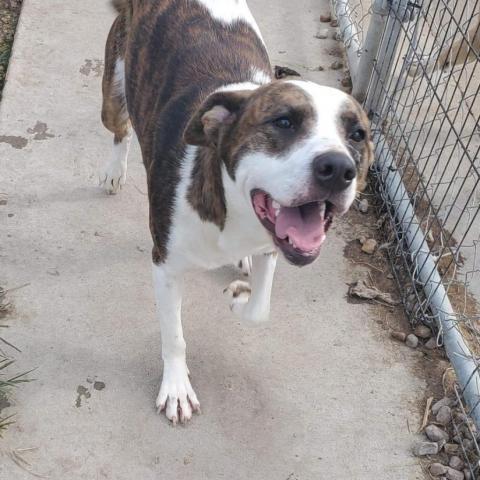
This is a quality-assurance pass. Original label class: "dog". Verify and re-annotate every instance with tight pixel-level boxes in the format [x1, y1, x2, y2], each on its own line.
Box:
[100, 0, 373, 424]
[408, 14, 479, 77]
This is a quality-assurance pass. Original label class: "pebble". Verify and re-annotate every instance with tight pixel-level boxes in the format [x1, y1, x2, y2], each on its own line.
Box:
[361, 238, 377, 254]
[315, 29, 329, 39]
[358, 198, 369, 213]
[462, 439, 473, 451]
[331, 19, 338, 27]
[430, 463, 448, 476]
[452, 434, 462, 444]
[425, 424, 449, 442]
[446, 467, 464, 480]
[390, 331, 407, 342]
[444, 443, 460, 455]
[414, 324, 432, 339]
[317, 65, 325, 71]
[341, 76, 352, 89]
[413, 441, 439, 456]
[449, 456, 464, 471]
[330, 60, 344, 70]
[320, 13, 332, 22]
[432, 397, 454, 415]
[437, 405, 452, 425]
[425, 337, 438, 350]
[406, 334, 419, 349]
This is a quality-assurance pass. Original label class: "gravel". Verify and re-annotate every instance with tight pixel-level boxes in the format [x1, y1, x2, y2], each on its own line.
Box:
[413, 441, 439, 456]
[414, 324, 432, 339]
[406, 334, 419, 349]
[436, 405, 452, 425]
[449, 456, 464, 471]
[425, 424, 449, 442]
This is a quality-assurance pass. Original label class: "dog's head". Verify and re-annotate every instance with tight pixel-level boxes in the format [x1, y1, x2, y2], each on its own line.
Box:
[185, 80, 374, 266]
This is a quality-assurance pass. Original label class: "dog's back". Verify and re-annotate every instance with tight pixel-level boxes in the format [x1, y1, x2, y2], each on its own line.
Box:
[112, 0, 271, 160]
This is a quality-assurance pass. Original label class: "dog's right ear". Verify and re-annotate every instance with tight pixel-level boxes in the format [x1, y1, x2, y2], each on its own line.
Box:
[184, 90, 252, 148]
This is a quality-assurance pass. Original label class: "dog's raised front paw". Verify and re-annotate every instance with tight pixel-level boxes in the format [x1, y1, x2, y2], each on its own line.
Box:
[224, 280, 251, 316]
[156, 360, 200, 425]
[99, 159, 127, 195]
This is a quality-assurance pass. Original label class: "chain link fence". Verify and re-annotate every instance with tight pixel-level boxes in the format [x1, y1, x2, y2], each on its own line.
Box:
[333, 0, 480, 475]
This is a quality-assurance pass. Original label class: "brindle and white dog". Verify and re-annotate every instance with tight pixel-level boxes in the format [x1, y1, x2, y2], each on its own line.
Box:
[100, 0, 373, 424]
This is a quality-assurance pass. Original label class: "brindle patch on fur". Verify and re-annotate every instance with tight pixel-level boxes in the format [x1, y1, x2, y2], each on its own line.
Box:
[108, 0, 271, 264]
[339, 99, 374, 192]
[187, 148, 227, 229]
[220, 82, 317, 178]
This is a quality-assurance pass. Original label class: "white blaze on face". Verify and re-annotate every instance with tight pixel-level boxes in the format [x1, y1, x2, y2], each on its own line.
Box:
[235, 80, 357, 210]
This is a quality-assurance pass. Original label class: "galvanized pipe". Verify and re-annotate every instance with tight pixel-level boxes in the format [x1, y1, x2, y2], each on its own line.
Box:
[352, 0, 390, 102]
[375, 132, 480, 428]
[333, 0, 362, 75]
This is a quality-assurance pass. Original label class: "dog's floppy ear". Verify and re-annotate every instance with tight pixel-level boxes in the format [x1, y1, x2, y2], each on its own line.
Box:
[184, 90, 252, 147]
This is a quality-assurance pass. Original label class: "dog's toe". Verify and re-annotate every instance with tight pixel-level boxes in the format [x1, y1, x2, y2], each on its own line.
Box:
[100, 161, 127, 195]
[156, 362, 200, 425]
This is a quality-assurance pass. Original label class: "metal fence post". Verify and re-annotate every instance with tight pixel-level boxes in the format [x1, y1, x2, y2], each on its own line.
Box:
[352, 0, 390, 103]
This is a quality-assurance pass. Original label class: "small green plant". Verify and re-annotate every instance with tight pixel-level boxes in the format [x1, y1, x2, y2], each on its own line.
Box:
[0, 286, 31, 436]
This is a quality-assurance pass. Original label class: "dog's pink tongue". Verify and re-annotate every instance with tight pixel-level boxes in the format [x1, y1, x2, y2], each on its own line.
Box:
[275, 204, 326, 252]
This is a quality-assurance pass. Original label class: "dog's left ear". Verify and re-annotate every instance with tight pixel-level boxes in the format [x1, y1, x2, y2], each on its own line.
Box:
[184, 90, 252, 147]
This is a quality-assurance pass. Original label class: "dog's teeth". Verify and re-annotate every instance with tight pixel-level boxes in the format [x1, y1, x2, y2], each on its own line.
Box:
[319, 202, 326, 216]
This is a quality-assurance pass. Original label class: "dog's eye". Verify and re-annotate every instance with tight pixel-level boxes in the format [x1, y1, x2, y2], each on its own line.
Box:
[273, 117, 293, 129]
[350, 129, 366, 142]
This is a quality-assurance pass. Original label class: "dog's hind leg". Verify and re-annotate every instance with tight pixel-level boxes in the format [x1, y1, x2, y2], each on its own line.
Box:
[152, 264, 201, 424]
[225, 252, 278, 325]
[100, 15, 131, 195]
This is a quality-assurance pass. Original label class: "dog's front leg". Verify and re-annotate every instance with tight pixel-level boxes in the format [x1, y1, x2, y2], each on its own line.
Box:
[226, 252, 278, 324]
[152, 264, 200, 424]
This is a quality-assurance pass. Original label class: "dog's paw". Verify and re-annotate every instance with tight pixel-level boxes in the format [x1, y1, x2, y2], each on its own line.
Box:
[238, 256, 252, 276]
[156, 360, 200, 425]
[224, 280, 251, 316]
[99, 159, 127, 195]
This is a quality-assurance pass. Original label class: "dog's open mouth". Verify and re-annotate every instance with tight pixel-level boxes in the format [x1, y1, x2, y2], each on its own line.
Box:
[251, 190, 334, 266]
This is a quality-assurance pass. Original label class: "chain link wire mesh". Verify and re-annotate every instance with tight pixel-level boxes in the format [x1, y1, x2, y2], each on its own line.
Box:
[333, 0, 480, 475]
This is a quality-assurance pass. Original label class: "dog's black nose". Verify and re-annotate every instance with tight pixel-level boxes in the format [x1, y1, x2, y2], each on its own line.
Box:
[313, 152, 356, 192]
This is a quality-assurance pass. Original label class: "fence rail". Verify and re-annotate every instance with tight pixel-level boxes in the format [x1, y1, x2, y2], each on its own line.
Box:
[332, 0, 480, 474]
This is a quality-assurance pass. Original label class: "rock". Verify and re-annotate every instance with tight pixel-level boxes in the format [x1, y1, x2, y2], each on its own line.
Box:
[358, 235, 367, 245]
[330, 60, 344, 70]
[425, 337, 438, 350]
[430, 463, 448, 476]
[437, 405, 452, 425]
[432, 397, 454, 415]
[390, 331, 407, 342]
[462, 439, 473, 451]
[406, 334, 419, 349]
[317, 65, 325, 71]
[446, 467, 464, 480]
[449, 456, 464, 471]
[320, 13, 332, 22]
[463, 469, 472, 480]
[413, 441, 439, 456]
[361, 238, 377, 254]
[444, 443, 460, 455]
[426, 424, 449, 442]
[452, 434, 462, 444]
[331, 19, 338, 27]
[341, 76, 352, 89]
[358, 198, 369, 213]
[315, 29, 329, 39]
[414, 324, 432, 339]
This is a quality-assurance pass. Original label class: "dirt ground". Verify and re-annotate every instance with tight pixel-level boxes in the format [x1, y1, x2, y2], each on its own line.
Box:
[0, 0, 22, 97]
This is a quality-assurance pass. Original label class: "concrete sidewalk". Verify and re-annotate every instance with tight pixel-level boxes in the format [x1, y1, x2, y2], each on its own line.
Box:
[0, 1, 425, 478]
